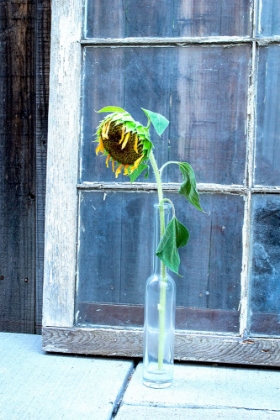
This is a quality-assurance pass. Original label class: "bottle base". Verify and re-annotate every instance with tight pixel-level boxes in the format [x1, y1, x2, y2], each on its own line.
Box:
[143, 362, 173, 389]
[143, 378, 173, 389]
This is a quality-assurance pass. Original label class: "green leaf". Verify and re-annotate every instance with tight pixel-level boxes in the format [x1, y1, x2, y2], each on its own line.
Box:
[129, 163, 149, 182]
[97, 106, 126, 114]
[141, 108, 169, 136]
[119, 115, 135, 122]
[142, 139, 154, 155]
[156, 217, 189, 275]
[178, 163, 203, 212]
[110, 114, 130, 123]
[144, 166, 150, 178]
[136, 124, 149, 136]
[124, 121, 137, 132]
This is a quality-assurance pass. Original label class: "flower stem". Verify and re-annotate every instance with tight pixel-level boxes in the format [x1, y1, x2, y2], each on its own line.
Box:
[149, 150, 167, 370]
[159, 160, 180, 173]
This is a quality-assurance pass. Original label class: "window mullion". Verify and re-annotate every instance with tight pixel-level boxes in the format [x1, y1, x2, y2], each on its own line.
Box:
[81, 36, 252, 46]
[77, 182, 248, 195]
[239, 38, 257, 338]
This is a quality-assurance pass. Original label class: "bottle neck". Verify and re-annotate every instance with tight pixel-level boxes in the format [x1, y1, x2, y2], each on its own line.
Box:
[152, 202, 172, 275]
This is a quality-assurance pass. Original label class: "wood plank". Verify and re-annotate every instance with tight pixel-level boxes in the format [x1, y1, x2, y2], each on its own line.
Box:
[43, 0, 83, 327]
[78, 182, 248, 194]
[43, 326, 280, 366]
[77, 192, 123, 303]
[255, 46, 280, 185]
[85, 0, 251, 38]
[168, 44, 250, 185]
[82, 36, 251, 45]
[77, 302, 239, 333]
[0, 0, 37, 333]
[251, 313, 280, 336]
[35, 0, 51, 334]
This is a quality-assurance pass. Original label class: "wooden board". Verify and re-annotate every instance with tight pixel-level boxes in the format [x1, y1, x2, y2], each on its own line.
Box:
[42, 0, 83, 328]
[0, 0, 37, 333]
[0, 0, 51, 334]
[35, 0, 51, 334]
[43, 326, 280, 366]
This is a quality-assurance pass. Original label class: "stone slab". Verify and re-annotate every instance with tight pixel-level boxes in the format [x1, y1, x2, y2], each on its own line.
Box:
[117, 405, 280, 420]
[121, 362, 280, 411]
[0, 333, 134, 420]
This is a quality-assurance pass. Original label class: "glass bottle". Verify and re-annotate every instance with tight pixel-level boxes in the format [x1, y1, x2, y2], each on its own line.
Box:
[143, 203, 176, 388]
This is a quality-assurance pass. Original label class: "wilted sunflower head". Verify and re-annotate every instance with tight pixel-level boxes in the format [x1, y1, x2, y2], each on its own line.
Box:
[95, 107, 153, 178]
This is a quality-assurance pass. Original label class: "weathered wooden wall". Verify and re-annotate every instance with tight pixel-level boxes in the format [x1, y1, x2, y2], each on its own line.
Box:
[0, 0, 50, 333]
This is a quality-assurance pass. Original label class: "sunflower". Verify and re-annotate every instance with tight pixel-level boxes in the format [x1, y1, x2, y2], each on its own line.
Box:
[95, 108, 153, 178]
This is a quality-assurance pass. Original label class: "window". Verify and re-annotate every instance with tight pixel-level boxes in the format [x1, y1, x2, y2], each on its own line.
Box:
[43, 1, 280, 365]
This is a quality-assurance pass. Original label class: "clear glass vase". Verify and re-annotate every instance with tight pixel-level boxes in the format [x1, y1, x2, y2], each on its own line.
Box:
[143, 203, 176, 388]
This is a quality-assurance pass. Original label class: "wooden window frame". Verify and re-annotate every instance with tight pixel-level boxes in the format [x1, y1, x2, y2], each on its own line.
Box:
[42, 1, 280, 366]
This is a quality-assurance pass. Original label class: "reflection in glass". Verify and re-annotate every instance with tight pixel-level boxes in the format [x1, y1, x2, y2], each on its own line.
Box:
[85, 0, 251, 38]
[255, 46, 280, 186]
[75, 191, 243, 333]
[81, 45, 249, 184]
[250, 195, 280, 336]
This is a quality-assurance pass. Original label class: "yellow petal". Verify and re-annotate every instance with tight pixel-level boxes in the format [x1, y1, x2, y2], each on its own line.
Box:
[105, 121, 111, 138]
[121, 132, 130, 150]
[131, 154, 143, 171]
[101, 122, 108, 139]
[101, 125, 106, 137]
[115, 165, 123, 178]
[111, 160, 115, 173]
[119, 126, 126, 145]
[96, 137, 105, 155]
[105, 155, 110, 168]
[123, 165, 130, 175]
[133, 136, 139, 154]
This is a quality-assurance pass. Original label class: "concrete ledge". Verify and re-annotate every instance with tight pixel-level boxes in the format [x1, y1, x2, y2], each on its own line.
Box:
[0, 333, 133, 420]
[117, 362, 280, 419]
[1, 333, 280, 420]
[117, 406, 280, 419]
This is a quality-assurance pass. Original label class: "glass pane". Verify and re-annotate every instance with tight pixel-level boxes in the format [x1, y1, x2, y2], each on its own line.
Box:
[255, 46, 280, 186]
[249, 195, 280, 336]
[81, 45, 249, 184]
[257, 0, 280, 36]
[85, 0, 251, 38]
[75, 191, 243, 333]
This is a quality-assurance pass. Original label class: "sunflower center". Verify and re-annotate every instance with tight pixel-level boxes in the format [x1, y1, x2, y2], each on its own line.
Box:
[102, 122, 143, 165]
